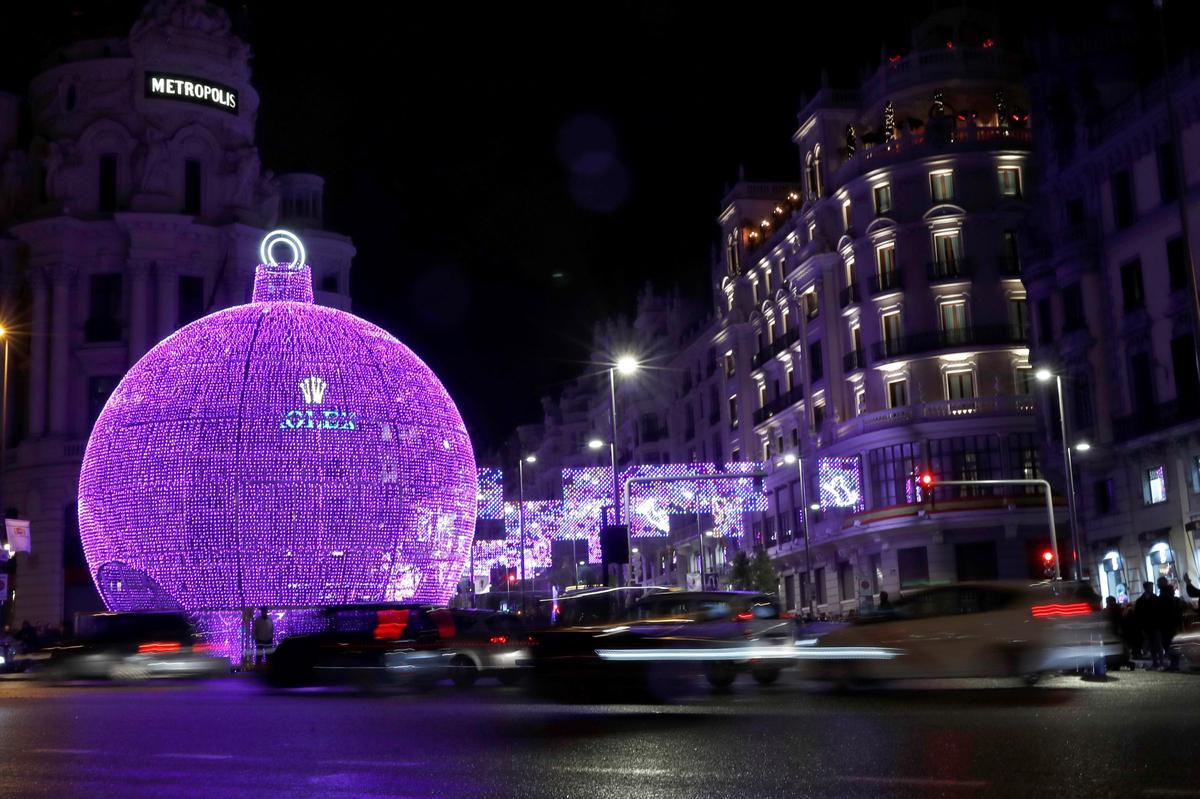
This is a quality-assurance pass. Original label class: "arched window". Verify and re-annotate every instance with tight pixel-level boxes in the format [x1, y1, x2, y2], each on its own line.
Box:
[813, 144, 824, 197]
[726, 231, 741, 276]
[805, 152, 817, 199]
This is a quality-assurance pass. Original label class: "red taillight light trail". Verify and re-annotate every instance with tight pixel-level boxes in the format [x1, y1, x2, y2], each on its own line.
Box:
[488, 635, 509, 645]
[1031, 603, 1093, 618]
[735, 611, 754, 621]
[137, 641, 182, 654]
[373, 609, 410, 641]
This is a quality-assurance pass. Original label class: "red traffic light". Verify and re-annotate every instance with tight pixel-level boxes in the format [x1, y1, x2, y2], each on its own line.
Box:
[1041, 550, 1055, 563]
[920, 472, 934, 488]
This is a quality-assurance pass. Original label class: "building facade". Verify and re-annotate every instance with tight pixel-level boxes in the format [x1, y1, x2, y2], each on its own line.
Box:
[0, 0, 355, 626]
[1023, 19, 1200, 603]
[728, 11, 1059, 616]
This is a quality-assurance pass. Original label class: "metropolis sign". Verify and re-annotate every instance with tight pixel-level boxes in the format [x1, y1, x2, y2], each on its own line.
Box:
[144, 72, 238, 114]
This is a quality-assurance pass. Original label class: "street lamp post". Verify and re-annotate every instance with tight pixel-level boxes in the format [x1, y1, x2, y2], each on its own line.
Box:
[784, 452, 817, 618]
[683, 488, 704, 590]
[517, 454, 536, 614]
[0, 325, 8, 518]
[608, 355, 638, 585]
[1036, 368, 1081, 579]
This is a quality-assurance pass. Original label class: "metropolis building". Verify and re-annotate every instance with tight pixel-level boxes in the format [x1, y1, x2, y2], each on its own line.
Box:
[0, 0, 355, 626]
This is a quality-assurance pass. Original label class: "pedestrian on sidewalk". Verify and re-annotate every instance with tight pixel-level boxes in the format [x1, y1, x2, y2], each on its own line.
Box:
[1184, 574, 1200, 612]
[1156, 585, 1184, 672]
[252, 607, 275, 667]
[1135, 582, 1161, 668]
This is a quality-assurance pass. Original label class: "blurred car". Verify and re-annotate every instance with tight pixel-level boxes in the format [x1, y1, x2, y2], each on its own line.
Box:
[442, 609, 532, 687]
[32, 611, 227, 681]
[264, 604, 453, 689]
[798, 580, 1117, 685]
[528, 589, 794, 701]
[1169, 612, 1200, 671]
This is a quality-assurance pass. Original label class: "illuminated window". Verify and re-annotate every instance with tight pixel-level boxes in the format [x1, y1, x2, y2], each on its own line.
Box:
[844, 258, 855, 288]
[842, 199, 853, 230]
[933, 231, 963, 267]
[929, 170, 955, 202]
[785, 366, 795, 392]
[876, 243, 896, 277]
[939, 300, 968, 343]
[758, 384, 767, 409]
[945, 370, 975, 401]
[873, 184, 892, 215]
[887, 378, 908, 408]
[728, 395, 738, 429]
[998, 166, 1022, 197]
[780, 306, 790, 334]
[763, 267, 773, 294]
[1144, 466, 1168, 505]
[849, 322, 862, 356]
[880, 311, 902, 356]
[803, 288, 818, 319]
[855, 385, 866, 416]
[724, 350, 735, 377]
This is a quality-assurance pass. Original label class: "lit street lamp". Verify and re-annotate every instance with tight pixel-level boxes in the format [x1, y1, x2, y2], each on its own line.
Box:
[1036, 368, 1082, 579]
[783, 452, 817, 617]
[517, 454, 536, 613]
[607, 355, 638, 585]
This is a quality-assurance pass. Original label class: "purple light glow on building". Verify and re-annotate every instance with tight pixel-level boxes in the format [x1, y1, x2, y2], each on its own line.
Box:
[77, 233, 477, 654]
[817, 456, 865, 513]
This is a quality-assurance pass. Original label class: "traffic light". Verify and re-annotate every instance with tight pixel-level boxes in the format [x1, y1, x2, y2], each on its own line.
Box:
[506, 567, 518, 585]
[920, 471, 934, 489]
[1041, 549, 1055, 577]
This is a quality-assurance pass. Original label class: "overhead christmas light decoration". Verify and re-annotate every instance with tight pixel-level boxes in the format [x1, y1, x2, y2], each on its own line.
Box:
[817, 456, 865, 512]
[467, 462, 767, 590]
[78, 231, 477, 657]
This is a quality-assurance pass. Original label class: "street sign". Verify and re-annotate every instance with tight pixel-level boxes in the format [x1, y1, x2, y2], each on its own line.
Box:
[3, 519, 30, 553]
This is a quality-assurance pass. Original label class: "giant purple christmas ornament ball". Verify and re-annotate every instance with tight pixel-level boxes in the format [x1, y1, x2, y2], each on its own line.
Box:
[78, 231, 477, 629]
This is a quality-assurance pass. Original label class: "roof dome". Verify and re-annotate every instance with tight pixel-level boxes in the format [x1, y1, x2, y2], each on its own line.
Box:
[78, 231, 477, 630]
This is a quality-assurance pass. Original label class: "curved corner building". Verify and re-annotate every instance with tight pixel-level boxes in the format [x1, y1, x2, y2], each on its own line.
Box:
[716, 9, 1060, 611]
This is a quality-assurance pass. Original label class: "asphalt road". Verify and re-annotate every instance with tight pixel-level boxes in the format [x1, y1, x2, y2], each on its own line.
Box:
[0, 669, 1197, 799]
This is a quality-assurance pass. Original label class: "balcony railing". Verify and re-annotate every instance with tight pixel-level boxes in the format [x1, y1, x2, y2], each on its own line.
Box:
[1112, 398, 1200, 443]
[834, 395, 1035, 442]
[927, 257, 973, 282]
[870, 325, 1028, 361]
[752, 385, 806, 426]
[842, 348, 866, 372]
[839, 284, 859, 308]
[751, 328, 801, 370]
[869, 270, 903, 295]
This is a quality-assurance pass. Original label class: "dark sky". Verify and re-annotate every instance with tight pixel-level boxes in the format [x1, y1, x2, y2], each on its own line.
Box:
[0, 0, 1083, 450]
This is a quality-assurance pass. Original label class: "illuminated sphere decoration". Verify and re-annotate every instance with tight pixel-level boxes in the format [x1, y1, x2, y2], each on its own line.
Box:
[78, 231, 477, 641]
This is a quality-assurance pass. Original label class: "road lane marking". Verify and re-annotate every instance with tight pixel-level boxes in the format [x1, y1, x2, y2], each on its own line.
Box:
[836, 776, 988, 789]
[29, 748, 98, 755]
[157, 753, 237, 760]
[556, 766, 671, 777]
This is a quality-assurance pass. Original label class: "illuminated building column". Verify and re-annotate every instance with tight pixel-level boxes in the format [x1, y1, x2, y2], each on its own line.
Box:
[48, 266, 72, 435]
[128, 263, 149, 363]
[156, 262, 177, 340]
[27, 270, 49, 438]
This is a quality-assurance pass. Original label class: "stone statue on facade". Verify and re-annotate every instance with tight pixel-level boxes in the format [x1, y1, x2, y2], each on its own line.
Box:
[44, 140, 81, 206]
[133, 126, 169, 194]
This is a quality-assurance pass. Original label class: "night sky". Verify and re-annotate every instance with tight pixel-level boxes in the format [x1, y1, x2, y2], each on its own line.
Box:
[2, 0, 1161, 451]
